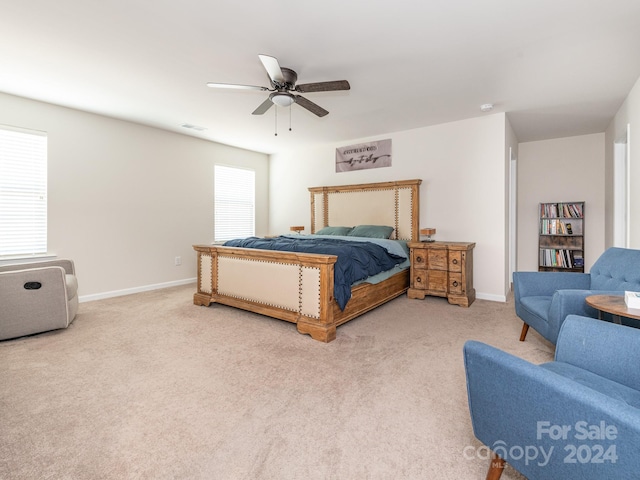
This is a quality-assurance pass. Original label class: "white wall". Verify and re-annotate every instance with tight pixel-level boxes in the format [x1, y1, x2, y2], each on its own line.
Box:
[270, 113, 510, 301]
[0, 93, 269, 299]
[517, 133, 605, 272]
[606, 74, 640, 249]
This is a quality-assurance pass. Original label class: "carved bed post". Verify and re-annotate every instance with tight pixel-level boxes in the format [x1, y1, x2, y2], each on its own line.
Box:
[193, 245, 216, 307]
[296, 260, 336, 342]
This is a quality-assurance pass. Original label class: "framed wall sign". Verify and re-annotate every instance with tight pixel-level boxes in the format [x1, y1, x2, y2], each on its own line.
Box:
[335, 139, 392, 173]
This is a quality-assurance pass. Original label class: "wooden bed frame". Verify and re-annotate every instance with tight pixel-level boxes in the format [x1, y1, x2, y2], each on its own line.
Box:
[193, 179, 421, 342]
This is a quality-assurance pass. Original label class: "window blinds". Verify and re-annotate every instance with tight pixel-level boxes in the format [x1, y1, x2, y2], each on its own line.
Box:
[214, 165, 255, 242]
[0, 126, 48, 257]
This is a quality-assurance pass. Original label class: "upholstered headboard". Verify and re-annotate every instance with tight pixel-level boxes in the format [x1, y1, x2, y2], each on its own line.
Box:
[308, 179, 422, 241]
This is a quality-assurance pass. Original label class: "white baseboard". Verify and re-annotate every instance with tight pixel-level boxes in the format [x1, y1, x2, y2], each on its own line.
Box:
[79, 278, 196, 303]
[476, 292, 508, 303]
[79, 280, 507, 304]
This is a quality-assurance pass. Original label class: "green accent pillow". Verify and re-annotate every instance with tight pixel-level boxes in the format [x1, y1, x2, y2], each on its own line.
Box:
[348, 225, 394, 239]
[315, 226, 353, 236]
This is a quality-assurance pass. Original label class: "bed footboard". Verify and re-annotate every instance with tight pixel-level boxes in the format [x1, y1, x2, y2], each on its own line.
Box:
[193, 245, 339, 342]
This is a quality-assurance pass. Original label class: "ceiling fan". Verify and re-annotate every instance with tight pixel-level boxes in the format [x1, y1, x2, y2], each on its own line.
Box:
[206, 54, 350, 117]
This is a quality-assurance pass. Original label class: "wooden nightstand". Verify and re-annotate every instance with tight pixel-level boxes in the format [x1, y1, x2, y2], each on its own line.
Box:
[407, 241, 476, 307]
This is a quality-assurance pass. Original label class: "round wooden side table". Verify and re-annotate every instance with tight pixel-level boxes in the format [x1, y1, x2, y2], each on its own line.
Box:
[585, 294, 640, 325]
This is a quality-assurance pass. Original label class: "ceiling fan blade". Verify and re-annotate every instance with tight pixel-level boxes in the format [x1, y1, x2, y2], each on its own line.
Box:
[295, 80, 351, 93]
[252, 98, 274, 115]
[294, 95, 329, 117]
[258, 54, 285, 84]
[207, 82, 269, 91]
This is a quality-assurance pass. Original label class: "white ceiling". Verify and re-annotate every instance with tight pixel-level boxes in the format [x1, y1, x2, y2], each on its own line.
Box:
[2, 0, 640, 154]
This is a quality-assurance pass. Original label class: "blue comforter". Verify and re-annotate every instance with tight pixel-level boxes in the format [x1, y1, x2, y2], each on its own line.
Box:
[223, 236, 406, 310]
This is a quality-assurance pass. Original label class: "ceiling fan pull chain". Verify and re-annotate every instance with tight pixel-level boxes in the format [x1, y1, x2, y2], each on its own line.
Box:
[289, 105, 292, 132]
[274, 105, 278, 136]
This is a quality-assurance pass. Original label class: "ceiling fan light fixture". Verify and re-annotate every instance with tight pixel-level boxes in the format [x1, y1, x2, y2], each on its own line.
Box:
[270, 92, 295, 107]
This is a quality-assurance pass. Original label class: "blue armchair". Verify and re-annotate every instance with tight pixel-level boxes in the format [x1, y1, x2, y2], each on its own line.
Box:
[514, 247, 640, 345]
[464, 315, 640, 479]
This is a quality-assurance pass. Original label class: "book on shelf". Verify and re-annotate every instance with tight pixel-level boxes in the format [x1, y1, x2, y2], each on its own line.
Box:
[573, 253, 584, 268]
[572, 203, 583, 217]
[565, 250, 573, 268]
[625, 291, 640, 309]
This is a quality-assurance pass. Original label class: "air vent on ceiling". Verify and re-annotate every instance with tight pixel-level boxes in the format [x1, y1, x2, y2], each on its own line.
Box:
[180, 123, 207, 131]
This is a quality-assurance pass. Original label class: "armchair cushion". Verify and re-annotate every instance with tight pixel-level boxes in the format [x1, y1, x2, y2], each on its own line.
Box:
[0, 259, 78, 341]
[518, 295, 552, 320]
[541, 362, 640, 408]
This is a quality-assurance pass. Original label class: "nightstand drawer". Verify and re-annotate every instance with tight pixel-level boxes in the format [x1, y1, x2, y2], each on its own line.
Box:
[449, 273, 463, 294]
[428, 249, 448, 270]
[448, 251, 462, 272]
[412, 271, 426, 289]
[411, 249, 427, 270]
[427, 270, 448, 292]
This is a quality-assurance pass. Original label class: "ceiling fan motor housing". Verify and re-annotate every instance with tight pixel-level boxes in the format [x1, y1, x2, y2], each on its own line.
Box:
[276, 67, 298, 89]
[269, 67, 298, 107]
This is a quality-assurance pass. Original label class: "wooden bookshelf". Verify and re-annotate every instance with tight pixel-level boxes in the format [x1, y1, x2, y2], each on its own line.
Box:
[538, 202, 584, 272]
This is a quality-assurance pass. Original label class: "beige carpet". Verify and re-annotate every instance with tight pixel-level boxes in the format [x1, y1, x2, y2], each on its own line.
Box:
[0, 285, 554, 479]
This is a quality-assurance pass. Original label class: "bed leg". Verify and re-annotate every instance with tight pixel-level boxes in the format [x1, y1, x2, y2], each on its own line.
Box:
[296, 321, 337, 343]
[193, 293, 213, 307]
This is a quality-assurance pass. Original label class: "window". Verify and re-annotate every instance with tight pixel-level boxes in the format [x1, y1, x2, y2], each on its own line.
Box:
[0, 125, 47, 257]
[214, 165, 255, 242]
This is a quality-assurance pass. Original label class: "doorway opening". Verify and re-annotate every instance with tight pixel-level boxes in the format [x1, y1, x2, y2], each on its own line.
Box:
[613, 124, 630, 248]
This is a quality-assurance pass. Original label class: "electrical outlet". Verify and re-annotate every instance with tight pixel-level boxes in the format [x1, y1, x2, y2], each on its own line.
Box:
[174, 256, 181, 266]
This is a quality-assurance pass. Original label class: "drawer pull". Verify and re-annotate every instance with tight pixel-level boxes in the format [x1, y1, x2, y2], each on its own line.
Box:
[416, 276, 422, 283]
[452, 281, 458, 287]
[416, 256, 423, 263]
[452, 259, 458, 265]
